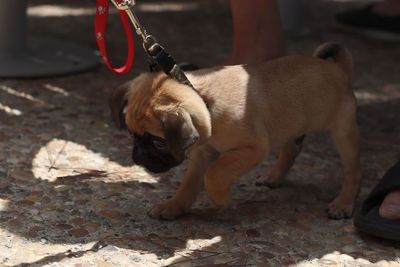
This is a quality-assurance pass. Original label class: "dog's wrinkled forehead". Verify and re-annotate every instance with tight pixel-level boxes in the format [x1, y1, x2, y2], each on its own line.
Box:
[125, 105, 164, 139]
[124, 75, 167, 138]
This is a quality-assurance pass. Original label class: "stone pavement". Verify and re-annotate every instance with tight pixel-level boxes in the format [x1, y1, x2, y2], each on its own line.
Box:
[0, 0, 399, 266]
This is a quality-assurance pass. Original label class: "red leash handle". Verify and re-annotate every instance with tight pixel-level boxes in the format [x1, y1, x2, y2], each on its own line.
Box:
[95, 0, 136, 75]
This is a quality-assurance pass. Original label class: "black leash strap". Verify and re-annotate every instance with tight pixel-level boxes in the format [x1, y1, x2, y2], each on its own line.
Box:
[146, 42, 194, 89]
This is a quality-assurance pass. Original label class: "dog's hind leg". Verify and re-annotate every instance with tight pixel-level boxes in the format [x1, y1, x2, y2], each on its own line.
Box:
[328, 103, 362, 219]
[265, 137, 304, 187]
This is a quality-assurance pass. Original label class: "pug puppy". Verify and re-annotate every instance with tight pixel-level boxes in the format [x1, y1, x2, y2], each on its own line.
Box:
[110, 42, 361, 220]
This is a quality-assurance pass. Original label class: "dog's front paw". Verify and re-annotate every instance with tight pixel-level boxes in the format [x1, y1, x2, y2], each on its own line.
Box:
[327, 197, 354, 219]
[147, 200, 186, 220]
[207, 192, 231, 209]
[205, 187, 231, 208]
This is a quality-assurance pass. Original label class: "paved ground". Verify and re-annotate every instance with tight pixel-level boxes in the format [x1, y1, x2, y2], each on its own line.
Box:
[0, 0, 399, 266]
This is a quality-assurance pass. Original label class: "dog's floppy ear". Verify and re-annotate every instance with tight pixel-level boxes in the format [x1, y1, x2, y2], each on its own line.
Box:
[109, 84, 129, 129]
[161, 109, 199, 160]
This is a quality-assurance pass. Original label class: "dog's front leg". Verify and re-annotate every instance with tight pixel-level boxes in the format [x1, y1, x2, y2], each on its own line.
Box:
[148, 146, 218, 220]
[205, 146, 267, 208]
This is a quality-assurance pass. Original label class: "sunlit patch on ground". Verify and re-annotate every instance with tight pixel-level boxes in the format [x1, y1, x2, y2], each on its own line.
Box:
[42, 84, 70, 97]
[28, 5, 102, 17]
[0, 199, 11, 212]
[355, 83, 400, 105]
[161, 236, 222, 266]
[0, 102, 22, 116]
[298, 252, 400, 266]
[31, 138, 159, 184]
[0, 85, 45, 105]
[137, 2, 199, 13]
[28, 2, 199, 17]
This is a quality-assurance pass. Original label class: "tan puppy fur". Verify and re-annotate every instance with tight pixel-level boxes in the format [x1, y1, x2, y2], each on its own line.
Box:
[111, 43, 361, 220]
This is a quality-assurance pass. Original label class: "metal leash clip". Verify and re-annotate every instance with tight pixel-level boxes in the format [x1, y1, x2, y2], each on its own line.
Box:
[109, 0, 194, 88]
[110, 0, 156, 50]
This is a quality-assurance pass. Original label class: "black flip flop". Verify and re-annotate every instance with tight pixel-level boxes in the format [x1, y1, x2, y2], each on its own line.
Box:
[354, 160, 400, 241]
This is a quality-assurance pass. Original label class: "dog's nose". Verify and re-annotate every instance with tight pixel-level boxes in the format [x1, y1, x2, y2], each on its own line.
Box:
[132, 155, 144, 166]
[132, 147, 144, 165]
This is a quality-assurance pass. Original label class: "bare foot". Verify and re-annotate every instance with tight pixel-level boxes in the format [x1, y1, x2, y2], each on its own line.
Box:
[379, 189, 400, 220]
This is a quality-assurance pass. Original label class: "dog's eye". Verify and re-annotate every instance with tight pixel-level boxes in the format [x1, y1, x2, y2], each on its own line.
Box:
[153, 139, 167, 150]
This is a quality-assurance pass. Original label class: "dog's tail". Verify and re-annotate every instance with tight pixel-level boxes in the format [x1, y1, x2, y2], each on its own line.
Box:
[313, 42, 353, 81]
